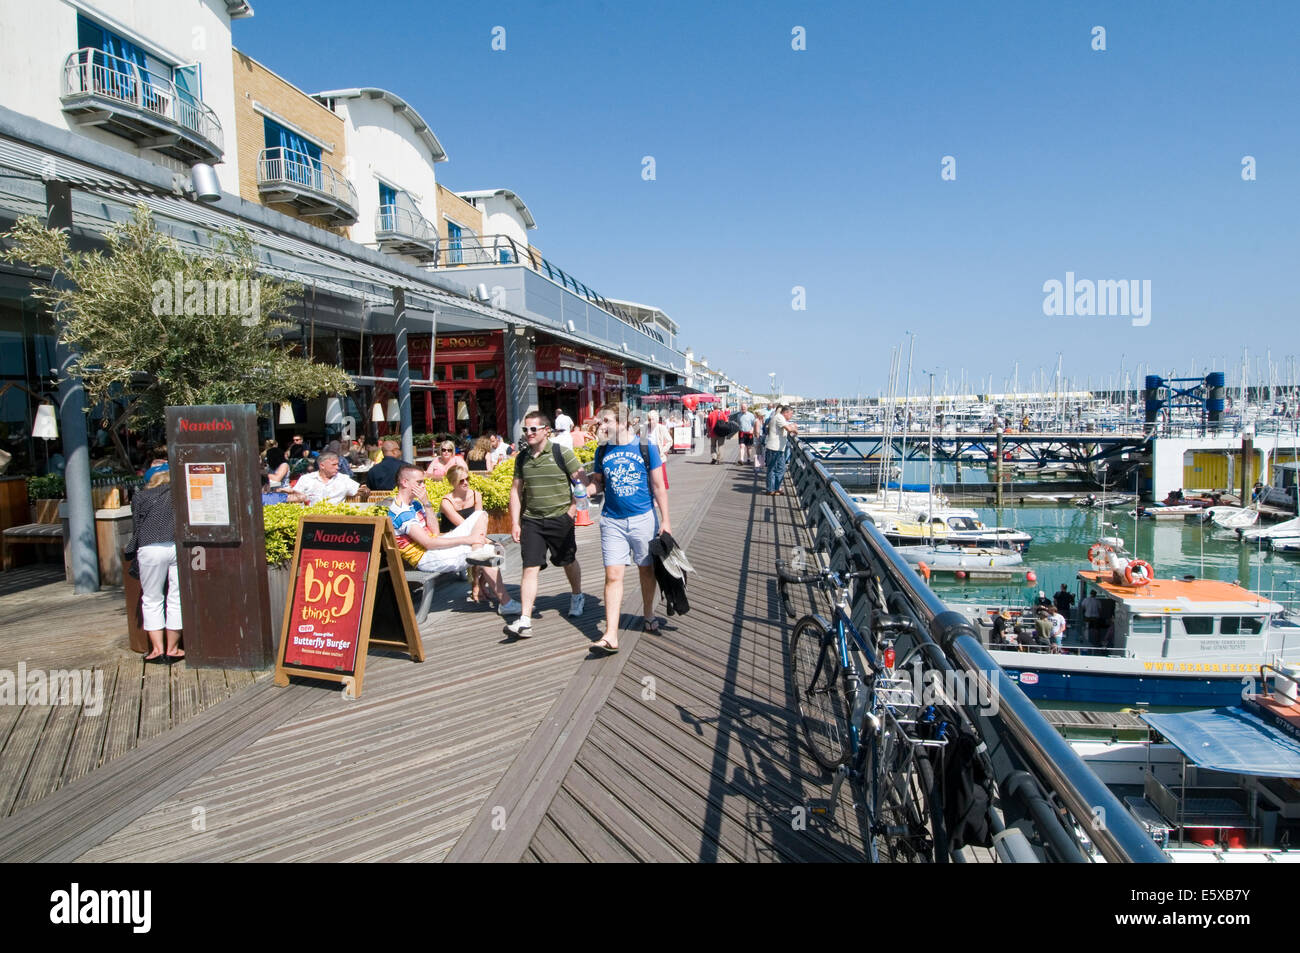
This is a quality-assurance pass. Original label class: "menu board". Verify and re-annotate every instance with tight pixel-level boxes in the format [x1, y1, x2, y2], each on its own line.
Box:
[274, 515, 423, 698]
[184, 462, 230, 526]
[672, 426, 693, 452]
[282, 521, 374, 672]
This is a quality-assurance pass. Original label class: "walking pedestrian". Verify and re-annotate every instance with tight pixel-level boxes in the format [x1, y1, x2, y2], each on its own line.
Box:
[506, 412, 587, 637]
[735, 403, 756, 465]
[707, 405, 726, 464]
[585, 404, 670, 653]
[764, 405, 798, 495]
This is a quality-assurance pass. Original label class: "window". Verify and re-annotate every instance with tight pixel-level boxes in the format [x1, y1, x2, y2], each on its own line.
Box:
[451, 364, 469, 381]
[263, 118, 322, 187]
[1221, 617, 1265, 635]
[475, 364, 497, 380]
[1131, 615, 1165, 635]
[77, 14, 154, 105]
[447, 221, 462, 264]
[1181, 617, 1214, 636]
[378, 182, 397, 231]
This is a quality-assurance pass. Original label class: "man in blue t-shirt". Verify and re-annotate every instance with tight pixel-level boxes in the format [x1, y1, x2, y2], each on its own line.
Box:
[585, 404, 671, 653]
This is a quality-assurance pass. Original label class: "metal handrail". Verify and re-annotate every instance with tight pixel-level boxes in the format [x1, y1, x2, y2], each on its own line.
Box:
[787, 438, 1168, 863]
[61, 48, 223, 151]
[375, 204, 438, 247]
[257, 146, 358, 213]
[433, 233, 667, 346]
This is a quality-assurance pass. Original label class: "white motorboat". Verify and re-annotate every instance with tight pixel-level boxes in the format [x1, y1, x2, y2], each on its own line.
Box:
[1073, 675, 1300, 861]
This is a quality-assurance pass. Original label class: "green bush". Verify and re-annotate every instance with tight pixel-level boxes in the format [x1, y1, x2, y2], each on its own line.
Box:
[262, 501, 387, 565]
[27, 474, 65, 500]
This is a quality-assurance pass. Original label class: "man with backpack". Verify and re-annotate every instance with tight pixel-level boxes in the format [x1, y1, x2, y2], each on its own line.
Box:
[506, 412, 587, 638]
[584, 403, 671, 654]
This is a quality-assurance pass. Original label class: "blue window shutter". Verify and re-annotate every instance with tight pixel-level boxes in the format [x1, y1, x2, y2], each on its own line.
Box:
[264, 117, 322, 187]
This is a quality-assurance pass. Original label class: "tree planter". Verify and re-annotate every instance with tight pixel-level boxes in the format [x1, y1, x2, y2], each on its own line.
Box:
[267, 561, 292, 644]
[486, 509, 510, 535]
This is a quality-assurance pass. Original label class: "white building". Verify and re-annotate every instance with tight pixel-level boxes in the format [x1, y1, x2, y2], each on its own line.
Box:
[314, 87, 447, 262]
[455, 188, 536, 250]
[0, 0, 250, 193]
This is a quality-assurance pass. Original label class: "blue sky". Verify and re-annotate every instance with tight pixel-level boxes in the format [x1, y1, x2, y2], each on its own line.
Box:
[234, 1, 1300, 398]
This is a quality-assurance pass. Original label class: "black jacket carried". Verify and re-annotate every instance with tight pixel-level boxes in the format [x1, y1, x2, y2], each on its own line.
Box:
[649, 531, 693, 616]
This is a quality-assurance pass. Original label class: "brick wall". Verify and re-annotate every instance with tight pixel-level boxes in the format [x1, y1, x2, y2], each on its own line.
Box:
[231, 50, 350, 237]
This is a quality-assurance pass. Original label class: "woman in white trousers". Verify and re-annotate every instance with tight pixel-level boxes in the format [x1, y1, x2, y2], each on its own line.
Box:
[132, 465, 183, 662]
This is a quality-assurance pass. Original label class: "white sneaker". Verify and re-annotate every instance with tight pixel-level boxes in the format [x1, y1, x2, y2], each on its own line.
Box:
[505, 617, 532, 637]
[466, 546, 502, 566]
[569, 593, 585, 617]
[498, 598, 522, 616]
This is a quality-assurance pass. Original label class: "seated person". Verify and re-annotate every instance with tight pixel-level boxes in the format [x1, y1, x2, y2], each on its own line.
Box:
[485, 432, 513, 471]
[366, 439, 410, 491]
[425, 441, 466, 480]
[991, 610, 1017, 647]
[324, 440, 353, 476]
[387, 465, 521, 616]
[265, 444, 290, 488]
[261, 473, 305, 505]
[294, 452, 363, 504]
[465, 436, 493, 473]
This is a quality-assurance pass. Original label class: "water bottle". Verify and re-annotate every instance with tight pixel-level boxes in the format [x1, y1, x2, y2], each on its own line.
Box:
[571, 477, 589, 513]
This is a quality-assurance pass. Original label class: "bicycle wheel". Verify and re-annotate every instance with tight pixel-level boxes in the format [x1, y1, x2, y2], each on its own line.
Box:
[873, 743, 948, 863]
[789, 616, 852, 771]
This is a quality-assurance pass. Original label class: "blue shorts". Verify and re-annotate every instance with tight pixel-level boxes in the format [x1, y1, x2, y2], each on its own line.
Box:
[599, 510, 658, 567]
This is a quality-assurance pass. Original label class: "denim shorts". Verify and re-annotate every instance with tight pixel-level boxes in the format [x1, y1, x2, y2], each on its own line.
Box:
[599, 509, 658, 567]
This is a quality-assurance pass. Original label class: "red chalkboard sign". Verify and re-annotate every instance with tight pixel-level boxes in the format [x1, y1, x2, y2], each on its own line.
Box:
[273, 514, 423, 698]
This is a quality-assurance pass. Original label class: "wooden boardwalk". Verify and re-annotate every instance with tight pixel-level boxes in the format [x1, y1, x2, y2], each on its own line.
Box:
[0, 449, 870, 862]
[0, 566, 272, 820]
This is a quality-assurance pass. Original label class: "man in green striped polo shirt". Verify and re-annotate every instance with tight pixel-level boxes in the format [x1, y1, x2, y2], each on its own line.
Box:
[506, 411, 587, 637]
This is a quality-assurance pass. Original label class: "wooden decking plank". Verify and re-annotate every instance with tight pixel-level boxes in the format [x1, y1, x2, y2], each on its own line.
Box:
[171, 664, 200, 726]
[100, 658, 142, 764]
[545, 783, 639, 862]
[0, 705, 51, 816]
[599, 688, 863, 862]
[0, 681, 318, 862]
[62, 664, 118, 785]
[12, 701, 80, 811]
[559, 759, 686, 862]
[138, 654, 172, 741]
[197, 668, 229, 712]
[527, 813, 589, 864]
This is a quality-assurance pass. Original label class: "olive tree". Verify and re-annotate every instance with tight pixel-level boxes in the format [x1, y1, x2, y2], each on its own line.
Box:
[1, 204, 353, 456]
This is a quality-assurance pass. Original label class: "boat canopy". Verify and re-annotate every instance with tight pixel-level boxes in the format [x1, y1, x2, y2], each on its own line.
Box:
[1142, 708, 1300, 777]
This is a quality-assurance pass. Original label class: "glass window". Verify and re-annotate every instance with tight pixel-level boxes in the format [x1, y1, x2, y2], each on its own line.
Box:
[475, 363, 497, 380]
[1131, 615, 1165, 635]
[434, 364, 446, 382]
[452, 364, 469, 381]
[1221, 617, 1265, 635]
[1181, 617, 1214, 636]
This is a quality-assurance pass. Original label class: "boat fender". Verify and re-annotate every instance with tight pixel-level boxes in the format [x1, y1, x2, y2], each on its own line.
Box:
[917, 561, 931, 583]
[1125, 559, 1153, 587]
[1025, 570, 1037, 584]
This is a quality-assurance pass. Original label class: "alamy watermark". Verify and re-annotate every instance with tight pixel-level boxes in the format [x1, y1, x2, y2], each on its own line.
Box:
[1042, 271, 1151, 327]
[151, 272, 262, 324]
[0, 663, 104, 715]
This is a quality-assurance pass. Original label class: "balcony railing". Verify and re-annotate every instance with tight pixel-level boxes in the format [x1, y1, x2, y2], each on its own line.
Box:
[433, 234, 666, 345]
[375, 203, 438, 259]
[257, 146, 359, 225]
[60, 48, 223, 161]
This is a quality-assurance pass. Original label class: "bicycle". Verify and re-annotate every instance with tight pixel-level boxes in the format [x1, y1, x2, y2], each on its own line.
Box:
[777, 555, 951, 863]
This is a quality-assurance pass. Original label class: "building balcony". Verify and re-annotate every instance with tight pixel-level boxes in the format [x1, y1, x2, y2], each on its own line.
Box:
[375, 204, 438, 260]
[256, 147, 358, 225]
[60, 49, 224, 163]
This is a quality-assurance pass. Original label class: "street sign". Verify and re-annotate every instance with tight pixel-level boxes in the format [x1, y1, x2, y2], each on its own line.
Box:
[713, 385, 730, 394]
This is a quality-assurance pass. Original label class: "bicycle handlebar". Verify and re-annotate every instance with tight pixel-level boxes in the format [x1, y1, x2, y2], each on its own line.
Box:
[776, 560, 874, 588]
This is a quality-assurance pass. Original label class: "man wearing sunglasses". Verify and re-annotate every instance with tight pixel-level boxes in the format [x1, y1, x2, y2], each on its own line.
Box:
[506, 412, 587, 637]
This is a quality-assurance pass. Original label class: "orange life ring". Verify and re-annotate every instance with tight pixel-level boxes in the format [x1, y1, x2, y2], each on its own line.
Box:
[917, 561, 931, 583]
[1087, 542, 1113, 564]
[1125, 560, 1153, 586]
